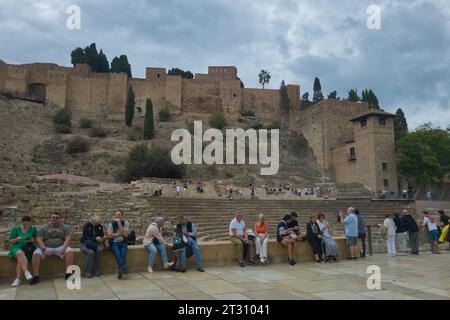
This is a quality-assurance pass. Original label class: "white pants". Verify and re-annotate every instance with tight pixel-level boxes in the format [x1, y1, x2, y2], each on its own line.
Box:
[386, 235, 396, 256]
[255, 235, 269, 259]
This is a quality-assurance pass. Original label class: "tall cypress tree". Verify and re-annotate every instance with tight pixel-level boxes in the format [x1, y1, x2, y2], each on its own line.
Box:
[279, 80, 290, 112]
[394, 108, 408, 141]
[313, 77, 324, 103]
[144, 98, 154, 139]
[348, 88, 360, 102]
[362, 89, 380, 109]
[97, 49, 110, 73]
[125, 86, 135, 127]
[111, 55, 132, 77]
[70, 47, 85, 66]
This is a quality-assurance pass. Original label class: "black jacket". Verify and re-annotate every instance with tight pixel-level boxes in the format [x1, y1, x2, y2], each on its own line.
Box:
[393, 216, 407, 233]
[402, 215, 419, 233]
[80, 223, 104, 243]
[287, 219, 300, 235]
[306, 220, 321, 242]
[175, 221, 196, 241]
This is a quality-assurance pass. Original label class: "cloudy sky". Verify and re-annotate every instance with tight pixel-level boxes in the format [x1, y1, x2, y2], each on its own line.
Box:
[1, 0, 449, 129]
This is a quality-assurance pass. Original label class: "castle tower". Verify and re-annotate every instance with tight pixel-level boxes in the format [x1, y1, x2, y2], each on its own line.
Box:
[350, 109, 398, 196]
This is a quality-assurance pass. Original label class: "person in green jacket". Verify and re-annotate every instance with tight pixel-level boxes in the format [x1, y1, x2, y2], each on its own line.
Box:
[7, 216, 37, 287]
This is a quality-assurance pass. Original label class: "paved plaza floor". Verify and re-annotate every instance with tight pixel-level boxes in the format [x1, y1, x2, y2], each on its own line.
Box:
[0, 252, 449, 300]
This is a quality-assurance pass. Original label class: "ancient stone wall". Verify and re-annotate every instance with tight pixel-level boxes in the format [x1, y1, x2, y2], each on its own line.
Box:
[4, 65, 28, 93]
[241, 88, 280, 124]
[165, 75, 182, 115]
[295, 100, 369, 173]
[46, 68, 69, 108]
[0, 60, 7, 91]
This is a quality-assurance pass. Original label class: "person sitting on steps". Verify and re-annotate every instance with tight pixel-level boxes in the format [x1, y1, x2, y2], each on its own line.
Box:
[30, 213, 74, 285]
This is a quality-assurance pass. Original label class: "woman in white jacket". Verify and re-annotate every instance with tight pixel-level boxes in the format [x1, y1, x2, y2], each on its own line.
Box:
[383, 214, 397, 257]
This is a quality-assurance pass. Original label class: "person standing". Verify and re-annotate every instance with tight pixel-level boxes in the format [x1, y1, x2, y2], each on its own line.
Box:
[383, 214, 397, 257]
[393, 212, 408, 256]
[107, 210, 130, 279]
[402, 209, 419, 255]
[421, 211, 440, 254]
[254, 214, 269, 263]
[338, 207, 358, 260]
[355, 209, 366, 258]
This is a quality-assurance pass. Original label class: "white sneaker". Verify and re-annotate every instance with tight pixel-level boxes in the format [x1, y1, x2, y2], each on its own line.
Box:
[260, 257, 265, 263]
[24, 271, 33, 281]
[147, 266, 153, 273]
[11, 278, 20, 287]
[164, 262, 174, 269]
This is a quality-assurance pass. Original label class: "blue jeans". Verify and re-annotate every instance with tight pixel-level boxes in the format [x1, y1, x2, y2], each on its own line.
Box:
[80, 242, 103, 276]
[145, 243, 168, 267]
[180, 239, 203, 270]
[110, 241, 127, 270]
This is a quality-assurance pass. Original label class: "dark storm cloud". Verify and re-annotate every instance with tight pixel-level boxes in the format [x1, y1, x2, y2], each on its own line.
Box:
[0, 0, 448, 128]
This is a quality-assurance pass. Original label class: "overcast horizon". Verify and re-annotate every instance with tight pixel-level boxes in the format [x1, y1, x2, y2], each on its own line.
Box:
[1, 0, 449, 130]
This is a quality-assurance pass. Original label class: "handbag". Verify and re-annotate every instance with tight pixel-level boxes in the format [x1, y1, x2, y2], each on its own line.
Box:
[185, 241, 194, 258]
[85, 239, 98, 251]
[21, 242, 37, 257]
[172, 235, 185, 251]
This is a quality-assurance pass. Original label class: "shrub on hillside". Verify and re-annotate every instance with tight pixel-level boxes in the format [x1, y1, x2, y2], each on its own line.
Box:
[250, 123, 264, 130]
[0, 91, 13, 99]
[66, 136, 89, 153]
[55, 124, 72, 134]
[90, 125, 108, 138]
[79, 117, 94, 129]
[158, 107, 171, 122]
[208, 113, 227, 129]
[128, 132, 139, 141]
[124, 144, 185, 181]
[241, 110, 255, 117]
[53, 109, 72, 134]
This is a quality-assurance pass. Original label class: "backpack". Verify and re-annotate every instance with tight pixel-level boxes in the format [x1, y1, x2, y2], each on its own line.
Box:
[127, 230, 136, 245]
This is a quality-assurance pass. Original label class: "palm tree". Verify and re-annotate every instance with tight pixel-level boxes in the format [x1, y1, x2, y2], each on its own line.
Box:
[258, 70, 271, 89]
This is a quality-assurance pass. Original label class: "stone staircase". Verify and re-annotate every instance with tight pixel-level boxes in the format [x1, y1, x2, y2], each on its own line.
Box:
[5, 186, 418, 253]
[336, 182, 374, 199]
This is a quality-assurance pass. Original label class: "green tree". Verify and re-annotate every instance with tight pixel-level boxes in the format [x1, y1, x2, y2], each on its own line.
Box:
[70, 47, 85, 66]
[313, 77, 324, 103]
[124, 145, 185, 181]
[83, 43, 100, 72]
[110, 55, 132, 77]
[397, 134, 443, 189]
[393, 108, 408, 141]
[167, 68, 194, 79]
[327, 90, 337, 99]
[209, 113, 227, 129]
[125, 86, 135, 127]
[144, 98, 154, 140]
[258, 70, 271, 89]
[97, 49, 110, 73]
[301, 92, 313, 109]
[279, 80, 290, 112]
[347, 88, 360, 102]
[361, 89, 380, 109]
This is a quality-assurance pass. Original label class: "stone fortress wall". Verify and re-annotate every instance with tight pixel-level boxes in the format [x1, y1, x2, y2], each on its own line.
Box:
[0, 58, 398, 196]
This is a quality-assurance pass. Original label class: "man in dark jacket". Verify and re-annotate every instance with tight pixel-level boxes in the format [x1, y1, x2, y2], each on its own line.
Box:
[176, 215, 204, 272]
[402, 209, 419, 255]
[355, 209, 366, 257]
